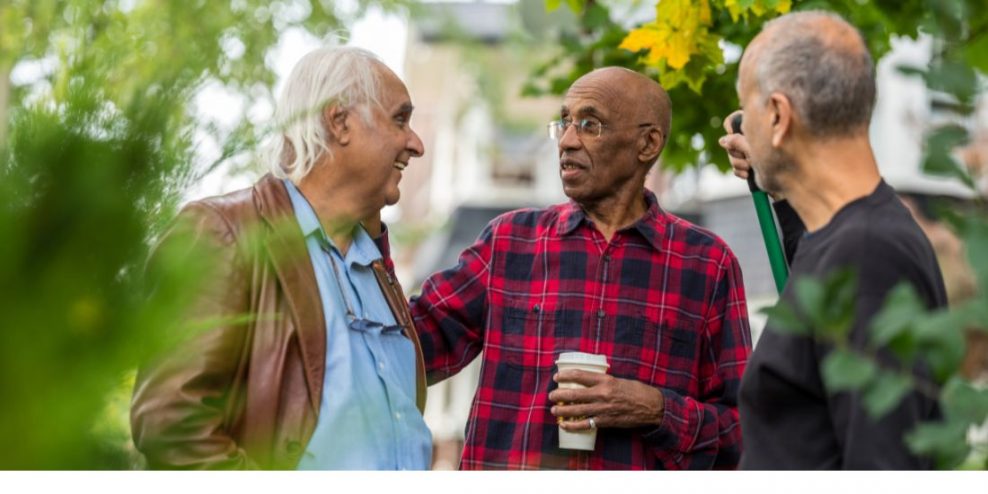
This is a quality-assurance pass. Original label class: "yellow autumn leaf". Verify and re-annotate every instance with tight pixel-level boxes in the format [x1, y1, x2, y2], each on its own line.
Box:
[619, 25, 666, 53]
[721, 0, 791, 22]
[665, 34, 692, 69]
[624, 0, 799, 90]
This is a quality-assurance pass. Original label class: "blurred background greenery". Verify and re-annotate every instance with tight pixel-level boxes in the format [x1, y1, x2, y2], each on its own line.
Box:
[0, 0, 412, 469]
[2, 0, 986, 469]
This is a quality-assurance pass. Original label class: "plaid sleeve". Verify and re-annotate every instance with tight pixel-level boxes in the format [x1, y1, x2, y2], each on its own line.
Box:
[410, 219, 496, 384]
[642, 250, 751, 469]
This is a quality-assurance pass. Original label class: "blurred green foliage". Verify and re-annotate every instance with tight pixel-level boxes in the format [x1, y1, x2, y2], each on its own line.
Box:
[1, 0, 414, 469]
[0, 67, 204, 468]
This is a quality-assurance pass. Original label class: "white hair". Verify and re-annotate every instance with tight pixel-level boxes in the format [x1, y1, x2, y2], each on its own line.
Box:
[267, 46, 384, 183]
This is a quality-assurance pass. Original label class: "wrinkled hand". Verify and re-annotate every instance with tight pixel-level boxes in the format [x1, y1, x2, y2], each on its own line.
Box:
[718, 110, 753, 181]
[548, 370, 664, 431]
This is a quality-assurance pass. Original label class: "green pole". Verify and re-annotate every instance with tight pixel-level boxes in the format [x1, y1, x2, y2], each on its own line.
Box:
[731, 114, 789, 294]
[750, 184, 789, 293]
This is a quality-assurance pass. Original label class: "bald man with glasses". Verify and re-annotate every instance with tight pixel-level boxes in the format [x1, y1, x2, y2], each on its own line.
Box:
[401, 67, 753, 469]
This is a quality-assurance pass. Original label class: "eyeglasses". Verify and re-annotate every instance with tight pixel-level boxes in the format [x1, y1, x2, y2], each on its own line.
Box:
[320, 239, 404, 335]
[547, 117, 654, 140]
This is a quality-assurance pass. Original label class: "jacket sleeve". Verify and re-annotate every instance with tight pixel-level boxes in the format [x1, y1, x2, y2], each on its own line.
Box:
[131, 202, 257, 470]
[642, 250, 752, 469]
[409, 221, 497, 385]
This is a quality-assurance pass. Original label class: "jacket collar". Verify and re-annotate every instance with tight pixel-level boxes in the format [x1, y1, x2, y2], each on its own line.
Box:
[253, 173, 326, 415]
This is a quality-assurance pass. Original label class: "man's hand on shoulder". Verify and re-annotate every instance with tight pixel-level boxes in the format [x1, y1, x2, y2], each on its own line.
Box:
[548, 370, 665, 431]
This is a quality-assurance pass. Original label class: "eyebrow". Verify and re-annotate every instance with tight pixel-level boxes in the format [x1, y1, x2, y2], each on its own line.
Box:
[560, 105, 603, 118]
[394, 102, 414, 115]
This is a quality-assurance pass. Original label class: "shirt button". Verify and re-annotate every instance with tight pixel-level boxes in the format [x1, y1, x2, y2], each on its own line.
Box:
[378, 362, 385, 370]
[597, 309, 605, 319]
[603, 255, 611, 262]
[395, 412, 402, 420]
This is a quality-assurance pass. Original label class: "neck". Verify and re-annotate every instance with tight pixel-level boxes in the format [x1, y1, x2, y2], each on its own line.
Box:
[297, 162, 376, 254]
[782, 134, 881, 232]
[581, 183, 649, 242]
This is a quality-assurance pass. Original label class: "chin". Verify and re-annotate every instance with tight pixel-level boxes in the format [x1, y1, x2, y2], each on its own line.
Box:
[384, 191, 401, 206]
[561, 184, 585, 202]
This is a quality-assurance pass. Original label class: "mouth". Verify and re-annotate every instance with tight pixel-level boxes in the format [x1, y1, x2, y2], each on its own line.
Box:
[560, 157, 587, 170]
[560, 158, 588, 177]
[393, 161, 407, 171]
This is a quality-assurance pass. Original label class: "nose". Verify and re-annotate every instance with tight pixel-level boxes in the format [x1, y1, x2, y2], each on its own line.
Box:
[557, 122, 582, 152]
[407, 127, 424, 158]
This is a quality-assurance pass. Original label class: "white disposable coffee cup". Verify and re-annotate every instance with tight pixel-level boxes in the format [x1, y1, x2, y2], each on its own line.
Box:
[555, 352, 609, 451]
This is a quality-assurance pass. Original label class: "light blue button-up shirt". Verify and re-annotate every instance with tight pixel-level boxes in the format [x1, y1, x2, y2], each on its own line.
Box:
[283, 180, 431, 470]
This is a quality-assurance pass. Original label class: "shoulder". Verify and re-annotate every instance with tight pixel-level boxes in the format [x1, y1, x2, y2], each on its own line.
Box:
[825, 196, 928, 265]
[818, 199, 942, 300]
[170, 184, 261, 247]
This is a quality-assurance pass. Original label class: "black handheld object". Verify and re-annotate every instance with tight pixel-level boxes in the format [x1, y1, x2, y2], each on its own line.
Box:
[730, 113, 760, 193]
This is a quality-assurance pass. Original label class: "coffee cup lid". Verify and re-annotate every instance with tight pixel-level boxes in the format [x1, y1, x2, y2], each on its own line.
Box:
[555, 352, 609, 368]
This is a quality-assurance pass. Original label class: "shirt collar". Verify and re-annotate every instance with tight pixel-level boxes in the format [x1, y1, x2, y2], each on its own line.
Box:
[556, 188, 668, 252]
[282, 179, 381, 267]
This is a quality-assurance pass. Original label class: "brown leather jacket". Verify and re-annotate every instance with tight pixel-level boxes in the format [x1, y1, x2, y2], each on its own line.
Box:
[131, 174, 426, 470]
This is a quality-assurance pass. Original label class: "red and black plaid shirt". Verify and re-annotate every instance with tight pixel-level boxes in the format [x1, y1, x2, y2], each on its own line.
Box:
[407, 190, 751, 469]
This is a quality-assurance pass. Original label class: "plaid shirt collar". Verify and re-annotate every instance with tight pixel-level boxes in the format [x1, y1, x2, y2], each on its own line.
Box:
[556, 188, 669, 252]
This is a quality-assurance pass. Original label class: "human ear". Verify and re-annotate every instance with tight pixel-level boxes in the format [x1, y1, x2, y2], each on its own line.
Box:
[768, 93, 792, 149]
[324, 105, 351, 145]
[638, 127, 665, 164]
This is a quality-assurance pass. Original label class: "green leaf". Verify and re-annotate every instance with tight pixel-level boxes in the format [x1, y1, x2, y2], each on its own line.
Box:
[822, 349, 877, 393]
[961, 217, 988, 289]
[869, 283, 922, 347]
[862, 371, 913, 418]
[895, 63, 927, 78]
[563, 0, 584, 15]
[912, 310, 966, 381]
[927, 60, 979, 105]
[821, 268, 858, 338]
[545, 0, 562, 12]
[926, 0, 966, 41]
[923, 124, 975, 188]
[962, 33, 988, 73]
[942, 377, 988, 423]
[582, 3, 610, 30]
[795, 277, 826, 331]
[905, 420, 971, 469]
[760, 300, 809, 336]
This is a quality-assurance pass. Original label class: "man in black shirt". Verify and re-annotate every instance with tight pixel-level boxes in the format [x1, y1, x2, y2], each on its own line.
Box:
[718, 11, 947, 469]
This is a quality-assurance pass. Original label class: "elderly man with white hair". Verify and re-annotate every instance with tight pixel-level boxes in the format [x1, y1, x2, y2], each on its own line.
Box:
[131, 46, 430, 470]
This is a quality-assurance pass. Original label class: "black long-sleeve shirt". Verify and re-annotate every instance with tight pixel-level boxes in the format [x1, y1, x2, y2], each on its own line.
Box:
[738, 180, 947, 469]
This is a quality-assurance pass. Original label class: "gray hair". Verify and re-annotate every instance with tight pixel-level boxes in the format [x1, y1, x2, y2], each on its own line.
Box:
[755, 11, 876, 137]
[267, 46, 384, 183]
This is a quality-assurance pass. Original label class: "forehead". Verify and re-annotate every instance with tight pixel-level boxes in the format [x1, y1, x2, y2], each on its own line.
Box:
[561, 76, 627, 117]
[376, 67, 411, 108]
